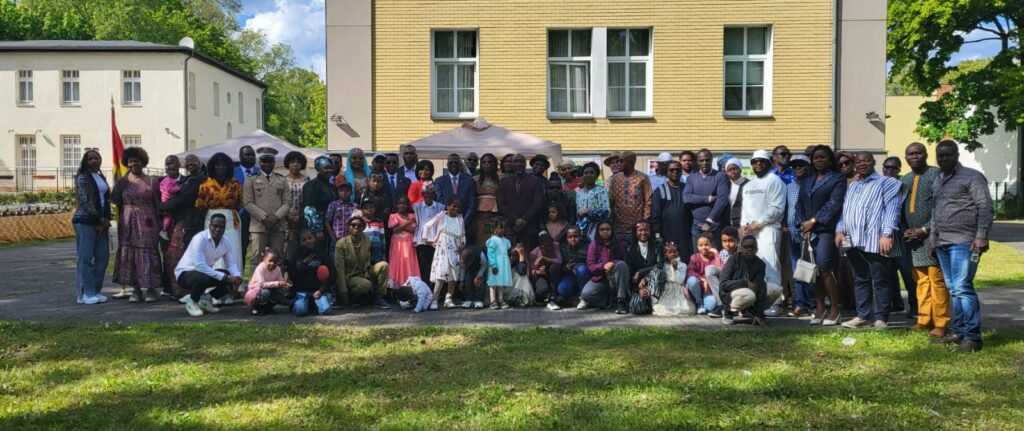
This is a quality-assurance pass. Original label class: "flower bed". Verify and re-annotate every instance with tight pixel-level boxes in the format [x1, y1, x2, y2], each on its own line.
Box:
[0, 212, 75, 244]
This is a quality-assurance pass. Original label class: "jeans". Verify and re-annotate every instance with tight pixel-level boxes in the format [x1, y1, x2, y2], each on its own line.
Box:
[556, 264, 590, 298]
[73, 223, 110, 299]
[790, 240, 816, 310]
[936, 243, 981, 341]
[580, 261, 630, 307]
[847, 249, 892, 321]
[292, 291, 332, 316]
[686, 276, 719, 310]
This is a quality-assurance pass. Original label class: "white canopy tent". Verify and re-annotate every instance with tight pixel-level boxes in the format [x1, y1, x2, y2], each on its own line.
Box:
[402, 118, 563, 164]
[175, 129, 325, 165]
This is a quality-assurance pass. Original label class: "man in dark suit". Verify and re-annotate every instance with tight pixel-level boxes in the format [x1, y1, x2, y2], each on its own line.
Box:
[497, 154, 546, 251]
[398, 145, 419, 183]
[434, 153, 477, 228]
[384, 153, 411, 204]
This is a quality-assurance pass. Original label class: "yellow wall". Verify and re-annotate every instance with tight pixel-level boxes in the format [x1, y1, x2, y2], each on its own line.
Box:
[884, 95, 936, 171]
[373, 0, 834, 153]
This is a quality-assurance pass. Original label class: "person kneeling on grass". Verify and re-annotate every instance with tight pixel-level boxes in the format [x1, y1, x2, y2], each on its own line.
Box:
[718, 235, 783, 326]
[335, 216, 392, 310]
[174, 214, 243, 317]
[245, 247, 291, 316]
[290, 228, 336, 316]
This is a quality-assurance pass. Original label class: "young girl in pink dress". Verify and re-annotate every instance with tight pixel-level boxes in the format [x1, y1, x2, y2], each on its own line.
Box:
[388, 196, 420, 285]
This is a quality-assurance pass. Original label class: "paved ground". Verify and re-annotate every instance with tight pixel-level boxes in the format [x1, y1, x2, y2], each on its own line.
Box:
[1, 225, 1023, 329]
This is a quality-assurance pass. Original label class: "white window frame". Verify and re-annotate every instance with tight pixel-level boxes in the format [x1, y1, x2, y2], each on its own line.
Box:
[607, 28, 654, 118]
[61, 70, 80, 106]
[238, 91, 244, 123]
[213, 82, 220, 116]
[547, 29, 593, 118]
[17, 70, 33, 105]
[723, 25, 773, 118]
[188, 72, 196, 110]
[122, 70, 141, 105]
[430, 29, 479, 119]
[123, 135, 142, 147]
[61, 135, 81, 177]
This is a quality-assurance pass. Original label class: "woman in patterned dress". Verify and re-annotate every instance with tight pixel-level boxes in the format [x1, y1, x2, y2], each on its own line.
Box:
[472, 153, 501, 247]
[574, 162, 610, 241]
[111, 147, 163, 303]
[195, 152, 243, 301]
[283, 151, 309, 254]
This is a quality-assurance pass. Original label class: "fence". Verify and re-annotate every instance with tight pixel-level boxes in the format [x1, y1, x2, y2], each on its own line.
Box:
[0, 166, 164, 192]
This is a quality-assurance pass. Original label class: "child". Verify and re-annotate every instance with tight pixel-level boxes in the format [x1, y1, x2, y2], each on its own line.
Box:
[158, 156, 182, 241]
[460, 245, 488, 309]
[704, 225, 740, 302]
[325, 183, 357, 262]
[288, 229, 335, 317]
[245, 248, 291, 316]
[412, 183, 444, 282]
[485, 219, 513, 309]
[653, 242, 693, 316]
[530, 232, 564, 310]
[686, 232, 723, 316]
[425, 198, 465, 309]
[397, 276, 433, 313]
[506, 241, 535, 307]
[388, 196, 420, 285]
[354, 198, 387, 264]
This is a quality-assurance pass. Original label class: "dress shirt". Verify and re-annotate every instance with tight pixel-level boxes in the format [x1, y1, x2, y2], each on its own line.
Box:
[836, 171, 902, 254]
[931, 163, 994, 246]
[174, 229, 241, 279]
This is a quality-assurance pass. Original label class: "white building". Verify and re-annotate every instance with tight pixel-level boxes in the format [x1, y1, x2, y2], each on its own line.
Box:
[0, 40, 266, 191]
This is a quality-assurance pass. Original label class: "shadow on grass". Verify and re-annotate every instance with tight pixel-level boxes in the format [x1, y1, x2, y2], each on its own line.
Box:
[1, 323, 1023, 429]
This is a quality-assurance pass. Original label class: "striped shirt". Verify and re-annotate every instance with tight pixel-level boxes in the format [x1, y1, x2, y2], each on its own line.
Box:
[836, 171, 902, 254]
[786, 179, 803, 244]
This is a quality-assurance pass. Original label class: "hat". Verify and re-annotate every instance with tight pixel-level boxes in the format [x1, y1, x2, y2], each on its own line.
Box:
[656, 152, 672, 162]
[531, 154, 550, 167]
[372, 153, 386, 161]
[725, 157, 742, 170]
[256, 147, 278, 160]
[791, 154, 811, 165]
[603, 152, 622, 167]
[751, 150, 772, 161]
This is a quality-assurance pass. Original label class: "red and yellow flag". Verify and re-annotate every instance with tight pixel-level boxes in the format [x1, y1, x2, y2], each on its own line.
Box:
[111, 98, 126, 180]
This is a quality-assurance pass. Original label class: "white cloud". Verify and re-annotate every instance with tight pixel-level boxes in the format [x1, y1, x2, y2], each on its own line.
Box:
[243, 0, 326, 80]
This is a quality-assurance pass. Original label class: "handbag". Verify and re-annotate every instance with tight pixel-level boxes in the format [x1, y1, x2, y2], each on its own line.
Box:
[793, 240, 819, 284]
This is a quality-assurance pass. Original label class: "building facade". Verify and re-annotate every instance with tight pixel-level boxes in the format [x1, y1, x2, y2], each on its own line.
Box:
[0, 40, 265, 191]
[326, 0, 887, 159]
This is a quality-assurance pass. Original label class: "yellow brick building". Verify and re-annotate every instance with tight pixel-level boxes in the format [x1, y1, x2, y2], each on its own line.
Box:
[327, 0, 887, 157]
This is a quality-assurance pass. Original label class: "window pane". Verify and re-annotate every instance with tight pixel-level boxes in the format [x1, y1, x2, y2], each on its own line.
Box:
[629, 62, 645, 86]
[550, 64, 567, 89]
[609, 87, 626, 111]
[457, 88, 474, 112]
[436, 64, 454, 88]
[457, 31, 477, 58]
[63, 82, 71, 101]
[746, 61, 764, 85]
[73, 84, 79, 101]
[570, 89, 588, 113]
[725, 61, 744, 85]
[135, 83, 141, 102]
[434, 31, 454, 58]
[549, 30, 569, 57]
[124, 82, 131, 101]
[551, 89, 567, 112]
[437, 89, 454, 112]
[608, 62, 626, 86]
[724, 86, 743, 111]
[629, 87, 646, 112]
[747, 27, 768, 55]
[569, 64, 587, 90]
[724, 27, 744, 55]
[457, 64, 475, 88]
[608, 28, 627, 56]
[630, 29, 650, 56]
[746, 86, 764, 110]
[571, 30, 591, 56]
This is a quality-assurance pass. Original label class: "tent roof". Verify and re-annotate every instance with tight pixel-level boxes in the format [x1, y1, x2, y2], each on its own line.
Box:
[403, 118, 562, 164]
[176, 129, 325, 165]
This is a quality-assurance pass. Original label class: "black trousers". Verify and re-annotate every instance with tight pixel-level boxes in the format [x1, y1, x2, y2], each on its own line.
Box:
[416, 244, 435, 283]
[531, 261, 565, 302]
[848, 249, 892, 321]
[178, 269, 232, 302]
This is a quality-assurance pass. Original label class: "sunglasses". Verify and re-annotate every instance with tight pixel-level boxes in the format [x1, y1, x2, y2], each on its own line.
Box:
[668, 168, 681, 172]
[775, 152, 791, 157]
[883, 165, 900, 170]
[839, 160, 853, 166]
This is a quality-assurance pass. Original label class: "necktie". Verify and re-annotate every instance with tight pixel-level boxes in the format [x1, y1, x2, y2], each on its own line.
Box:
[909, 174, 920, 214]
[452, 175, 458, 195]
[390, 175, 396, 191]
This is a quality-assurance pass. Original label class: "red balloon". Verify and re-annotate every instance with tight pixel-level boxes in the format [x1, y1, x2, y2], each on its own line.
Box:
[317, 265, 330, 283]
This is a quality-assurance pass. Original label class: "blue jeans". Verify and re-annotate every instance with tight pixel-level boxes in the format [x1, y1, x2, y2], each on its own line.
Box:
[790, 240, 817, 310]
[73, 223, 109, 299]
[292, 291, 332, 317]
[936, 243, 981, 341]
[686, 276, 719, 310]
[556, 264, 590, 298]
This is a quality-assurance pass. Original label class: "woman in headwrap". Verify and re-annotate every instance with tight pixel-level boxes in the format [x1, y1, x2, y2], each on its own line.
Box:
[624, 221, 665, 315]
[344, 148, 372, 197]
[303, 155, 338, 254]
[724, 157, 748, 228]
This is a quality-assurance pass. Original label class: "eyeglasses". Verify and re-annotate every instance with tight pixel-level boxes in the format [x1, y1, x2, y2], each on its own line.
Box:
[775, 152, 791, 157]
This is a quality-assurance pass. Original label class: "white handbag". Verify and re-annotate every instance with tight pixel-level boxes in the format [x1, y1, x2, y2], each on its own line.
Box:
[793, 240, 819, 284]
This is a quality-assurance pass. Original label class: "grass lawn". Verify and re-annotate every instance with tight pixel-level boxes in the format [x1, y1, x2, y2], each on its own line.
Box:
[1, 323, 1022, 429]
[976, 240, 1024, 288]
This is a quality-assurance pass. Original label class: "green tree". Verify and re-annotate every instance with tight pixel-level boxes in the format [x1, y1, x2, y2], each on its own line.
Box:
[888, 0, 1022, 150]
[264, 67, 326, 148]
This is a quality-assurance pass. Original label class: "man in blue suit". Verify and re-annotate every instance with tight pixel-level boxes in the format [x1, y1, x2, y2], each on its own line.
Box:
[384, 153, 411, 204]
[434, 153, 477, 235]
[233, 145, 259, 266]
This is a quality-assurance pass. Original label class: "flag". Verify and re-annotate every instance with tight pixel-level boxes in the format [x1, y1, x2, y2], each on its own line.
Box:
[111, 98, 126, 180]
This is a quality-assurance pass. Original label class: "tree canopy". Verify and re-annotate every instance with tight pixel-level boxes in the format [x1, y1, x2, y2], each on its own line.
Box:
[888, 0, 1022, 150]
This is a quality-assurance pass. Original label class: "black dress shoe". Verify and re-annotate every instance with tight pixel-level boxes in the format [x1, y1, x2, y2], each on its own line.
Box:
[614, 299, 628, 315]
[955, 339, 983, 352]
[932, 333, 964, 345]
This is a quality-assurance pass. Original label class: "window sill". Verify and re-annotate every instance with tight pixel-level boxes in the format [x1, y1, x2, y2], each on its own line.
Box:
[608, 113, 654, 119]
[60, 103, 81, 107]
[121, 103, 142, 108]
[548, 113, 594, 120]
[432, 113, 478, 120]
[16, 103, 34, 108]
[724, 112, 773, 119]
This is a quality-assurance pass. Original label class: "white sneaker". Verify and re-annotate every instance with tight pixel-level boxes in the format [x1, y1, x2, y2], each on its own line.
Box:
[444, 297, 457, 309]
[143, 289, 159, 303]
[576, 300, 591, 310]
[198, 298, 220, 314]
[697, 307, 707, 315]
[184, 298, 204, 317]
[95, 293, 109, 303]
[79, 295, 102, 305]
[765, 304, 782, 317]
[429, 300, 439, 310]
[547, 301, 561, 311]
[213, 293, 235, 306]
[473, 301, 484, 309]
[178, 296, 189, 304]
[461, 300, 473, 309]
[398, 300, 413, 310]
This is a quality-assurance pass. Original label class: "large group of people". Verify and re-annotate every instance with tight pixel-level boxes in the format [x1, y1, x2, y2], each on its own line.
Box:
[71, 140, 994, 351]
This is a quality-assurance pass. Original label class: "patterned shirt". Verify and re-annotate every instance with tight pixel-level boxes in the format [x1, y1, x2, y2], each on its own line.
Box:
[773, 166, 795, 185]
[325, 200, 358, 239]
[900, 167, 939, 267]
[195, 178, 242, 210]
[786, 179, 803, 244]
[607, 170, 652, 233]
[837, 171, 902, 254]
[931, 163, 994, 247]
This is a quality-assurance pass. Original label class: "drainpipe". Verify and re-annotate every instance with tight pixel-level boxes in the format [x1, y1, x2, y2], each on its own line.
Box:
[831, 0, 841, 150]
[183, 48, 194, 151]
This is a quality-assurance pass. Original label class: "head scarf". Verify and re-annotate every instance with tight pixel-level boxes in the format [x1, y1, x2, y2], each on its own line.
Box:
[344, 148, 373, 185]
[314, 155, 333, 171]
[725, 158, 742, 170]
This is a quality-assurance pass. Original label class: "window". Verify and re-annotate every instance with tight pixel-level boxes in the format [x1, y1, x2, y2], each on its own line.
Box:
[723, 25, 772, 116]
[256, 97, 262, 127]
[431, 29, 478, 118]
[213, 82, 220, 116]
[61, 135, 81, 177]
[61, 70, 80, 105]
[17, 70, 33, 105]
[238, 92, 244, 123]
[122, 70, 141, 105]
[188, 72, 196, 109]
[548, 30, 592, 116]
[123, 135, 142, 147]
[607, 28, 652, 117]
[227, 122, 232, 139]
[226, 91, 231, 104]
[18, 136, 36, 191]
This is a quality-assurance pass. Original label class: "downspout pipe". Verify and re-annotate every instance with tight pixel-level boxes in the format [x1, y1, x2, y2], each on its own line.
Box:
[832, 0, 841, 150]
[183, 48, 194, 151]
